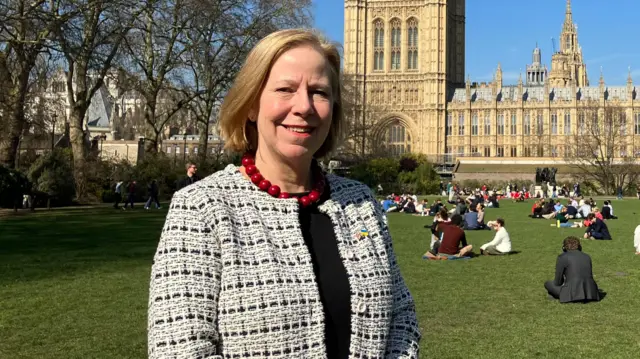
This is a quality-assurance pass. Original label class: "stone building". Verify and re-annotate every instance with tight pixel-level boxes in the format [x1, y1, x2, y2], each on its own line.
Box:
[343, 0, 640, 168]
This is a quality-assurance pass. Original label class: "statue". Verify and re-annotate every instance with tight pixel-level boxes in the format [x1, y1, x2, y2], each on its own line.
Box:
[535, 167, 558, 184]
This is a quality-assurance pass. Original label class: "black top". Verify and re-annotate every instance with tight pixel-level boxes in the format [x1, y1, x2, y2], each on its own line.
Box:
[297, 187, 351, 359]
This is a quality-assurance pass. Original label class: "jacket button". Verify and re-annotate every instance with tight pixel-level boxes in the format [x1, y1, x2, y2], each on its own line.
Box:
[357, 300, 368, 313]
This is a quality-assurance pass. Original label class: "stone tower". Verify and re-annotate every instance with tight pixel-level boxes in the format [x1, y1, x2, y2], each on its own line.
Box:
[343, 0, 465, 159]
[548, 0, 589, 87]
[526, 44, 548, 86]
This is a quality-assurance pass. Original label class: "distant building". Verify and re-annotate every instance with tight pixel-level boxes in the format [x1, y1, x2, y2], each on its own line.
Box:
[343, 0, 639, 166]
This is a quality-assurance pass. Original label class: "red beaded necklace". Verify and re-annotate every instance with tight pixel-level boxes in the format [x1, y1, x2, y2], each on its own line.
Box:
[241, 153, 326, 207]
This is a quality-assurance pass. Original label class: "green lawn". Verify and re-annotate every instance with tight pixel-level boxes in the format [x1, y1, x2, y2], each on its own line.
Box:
[1, 201, 639, 358]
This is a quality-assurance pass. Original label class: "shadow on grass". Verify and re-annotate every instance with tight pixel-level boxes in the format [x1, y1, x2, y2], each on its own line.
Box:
[0, 208, 167, 285]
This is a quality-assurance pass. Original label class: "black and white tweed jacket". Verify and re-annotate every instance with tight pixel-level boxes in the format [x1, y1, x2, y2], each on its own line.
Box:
[148, 164, 421, 358]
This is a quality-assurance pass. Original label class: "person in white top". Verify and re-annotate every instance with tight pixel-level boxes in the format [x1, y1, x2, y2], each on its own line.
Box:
[481, 218, 512, 255]
[634, 225, 640, 255]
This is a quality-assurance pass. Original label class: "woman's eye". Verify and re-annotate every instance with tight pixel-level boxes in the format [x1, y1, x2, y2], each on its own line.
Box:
[276, 88, 293, 93]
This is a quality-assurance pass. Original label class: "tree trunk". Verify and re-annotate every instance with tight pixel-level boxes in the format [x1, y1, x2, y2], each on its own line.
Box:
[0, 67, 31, 168]
[144, 98, 159, 153]
[69, 109, 88, 202]
[0, 108, 24, 168]
[198, 120, 210, 164]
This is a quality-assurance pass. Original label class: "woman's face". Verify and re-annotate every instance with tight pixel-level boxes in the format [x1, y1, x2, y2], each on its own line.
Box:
[253, 45, 334, 163]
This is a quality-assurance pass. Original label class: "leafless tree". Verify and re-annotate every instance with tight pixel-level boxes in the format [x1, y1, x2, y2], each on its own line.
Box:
[52, 0, 144, 199]
[183, 0, 313, 163]
[334, 73, 386, 161]
[0, 0, 75, 167]
[119, 0, 197, 152]
[564, 104, 640, 195]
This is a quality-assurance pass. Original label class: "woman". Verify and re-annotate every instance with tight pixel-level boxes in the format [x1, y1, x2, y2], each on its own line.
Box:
[148, 29, 420, 358]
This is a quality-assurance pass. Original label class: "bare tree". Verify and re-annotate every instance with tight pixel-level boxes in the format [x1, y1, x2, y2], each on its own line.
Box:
[119, 0, 197, 152]
[564, 104, 640, 195]
[183, 0, 313, 163]
[52, 0, 143, 199]
[0, 0, 73, 167]
[335, 73, 386, 161]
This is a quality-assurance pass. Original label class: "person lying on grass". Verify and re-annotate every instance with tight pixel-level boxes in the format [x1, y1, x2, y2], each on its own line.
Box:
[544, 236, 602, 303]
[480, 218, 512, 255]
[584, 213, 612, 240]
[424, 214, 473, 260]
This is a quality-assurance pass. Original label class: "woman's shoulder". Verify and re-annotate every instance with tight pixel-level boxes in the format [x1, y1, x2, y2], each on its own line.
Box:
[326, 174, 375, 202]
[172, 164, 244, 203]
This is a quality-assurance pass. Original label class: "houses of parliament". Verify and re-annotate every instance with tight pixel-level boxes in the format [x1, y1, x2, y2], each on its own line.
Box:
[343, 0, 640, 164]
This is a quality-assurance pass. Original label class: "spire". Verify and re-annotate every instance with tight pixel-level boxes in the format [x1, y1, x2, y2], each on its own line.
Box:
[599, 66, 605, 87]
[565, 0, 572, 25]
[628, 66, 633, 85]
[518, 69, 523, 85]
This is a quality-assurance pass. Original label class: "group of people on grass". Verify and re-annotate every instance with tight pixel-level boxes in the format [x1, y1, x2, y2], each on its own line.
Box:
[529, 197, 615, 240]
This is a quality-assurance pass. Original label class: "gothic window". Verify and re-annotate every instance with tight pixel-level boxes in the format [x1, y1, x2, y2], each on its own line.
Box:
[510, 114, 517, 135]
[524, 146, 531, 157]
[635, 113, 640, 135]
[578, 112, 586, 134]
[373, 20, 384, 71]
[386, 120, 411, 156]
[620, 113, 627, 136]
[524, 113, 531, 135]
[537, 113, 544, 135]
[551, 112, 558, 134]
[471, 112, 478, 135]
[484, 146, 491, 157]
[446, 113, 452, 136]
[484, 111, 491, 135]
[407, 18, 418, 70]
[497, 113, 505, 135]
[458, 113, 465, 135]
[497, 146, 504, 157]
[390, 19, 401, 70]
[510, 146, 517, 157]
[564, 112, 571, 135]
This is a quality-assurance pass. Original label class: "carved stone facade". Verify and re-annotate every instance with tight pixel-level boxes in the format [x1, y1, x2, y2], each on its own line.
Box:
[343, 0, 639, 163]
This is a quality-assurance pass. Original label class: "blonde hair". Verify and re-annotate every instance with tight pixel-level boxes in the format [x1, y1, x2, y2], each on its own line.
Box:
[218, 29, 342, 158]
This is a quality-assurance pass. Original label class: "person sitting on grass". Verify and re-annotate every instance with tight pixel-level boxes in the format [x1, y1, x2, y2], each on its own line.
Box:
[601, 201, 617, 219]
[463, 205, 480, 230]
[424, 214, 473, 260]
[565, 201, 578, 219]
[551, 207, 581, 228]
[428, 199, 446, 216]
[414, 199, 429, 216]
[584, 213, 612, 240]
[544, 236, 602, 303]
[480, 218, 512, 255]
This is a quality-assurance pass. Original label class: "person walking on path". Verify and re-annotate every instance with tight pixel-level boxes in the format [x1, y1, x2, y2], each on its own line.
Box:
[113, 180, 123, 209]
[176, 162, 200, 190]
[145, 180, 161, 210]
[123, 180, 136, 209]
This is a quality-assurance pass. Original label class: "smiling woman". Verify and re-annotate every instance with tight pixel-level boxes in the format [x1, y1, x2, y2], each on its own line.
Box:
[147, 29, 421, 359]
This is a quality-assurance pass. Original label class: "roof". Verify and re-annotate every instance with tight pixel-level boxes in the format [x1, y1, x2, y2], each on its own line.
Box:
[449, 85, 636, 103]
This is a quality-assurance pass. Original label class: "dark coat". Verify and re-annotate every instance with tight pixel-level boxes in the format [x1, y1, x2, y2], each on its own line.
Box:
[177, 175, 201, 190]
[553, 250, 601, 303]
[586, 218, 612, 240]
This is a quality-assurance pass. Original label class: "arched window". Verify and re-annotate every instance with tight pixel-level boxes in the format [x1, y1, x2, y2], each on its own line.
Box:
[373, 19, 384, 71]
[390, 18, 401, 70]
[407, 18, 418, 70]
[386, 120, 411, 156]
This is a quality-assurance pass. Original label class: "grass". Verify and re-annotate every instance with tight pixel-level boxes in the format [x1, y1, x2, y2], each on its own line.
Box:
[1, 201, 640, 358]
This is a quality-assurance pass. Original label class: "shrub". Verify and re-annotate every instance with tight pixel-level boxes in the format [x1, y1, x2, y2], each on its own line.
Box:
[27, 149, 75, 206]
[0, 165, 30, 208]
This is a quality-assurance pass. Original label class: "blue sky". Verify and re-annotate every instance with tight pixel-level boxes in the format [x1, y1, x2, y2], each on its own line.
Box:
[313, 0, 640, 85]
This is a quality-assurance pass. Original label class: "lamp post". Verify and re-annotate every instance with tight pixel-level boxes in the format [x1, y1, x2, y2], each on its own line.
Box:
[173, 143, 178, 165]
[51, 113, 58, 152]
[183, 133, 187, 163]
[99, 134, 107, 158]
